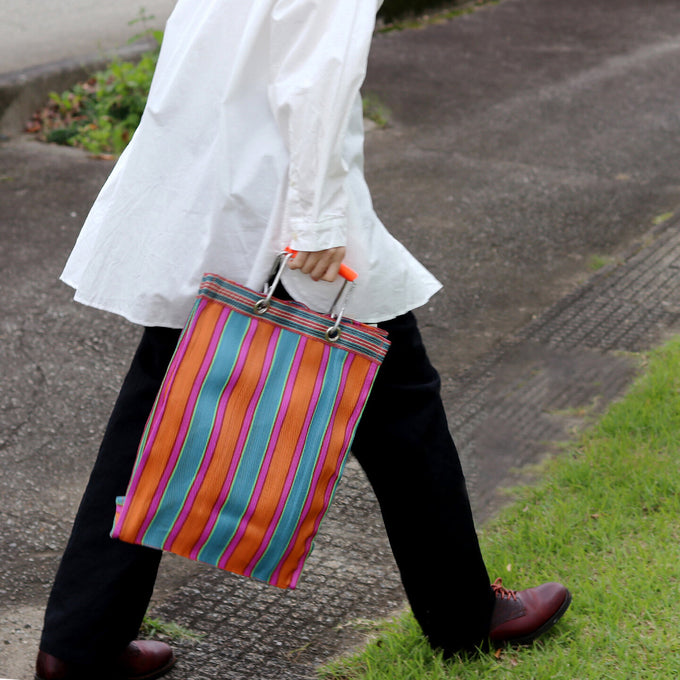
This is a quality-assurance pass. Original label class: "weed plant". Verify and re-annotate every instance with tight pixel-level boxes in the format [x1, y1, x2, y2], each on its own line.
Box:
[29, 43, 159, 156]
[140, 616, 204, 643]
[378, 0, 499, 32]
[320, 339, 680, 679]
[379, 0, 479, 24]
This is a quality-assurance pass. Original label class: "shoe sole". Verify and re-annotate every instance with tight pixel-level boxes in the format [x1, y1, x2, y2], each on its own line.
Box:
[493, 589, 573, 647]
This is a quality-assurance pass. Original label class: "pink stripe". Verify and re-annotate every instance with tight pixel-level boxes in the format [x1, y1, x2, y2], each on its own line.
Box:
[134, 306, 231, 543]
[113, 298, 207, 538]
[217, 336, 308, 570]
[162, 317, 258, 550]
[270, 352, 355, 585]
[190, 325, 282, 561]
[244, 344, 332, 576]
[288, 360, 378, 588]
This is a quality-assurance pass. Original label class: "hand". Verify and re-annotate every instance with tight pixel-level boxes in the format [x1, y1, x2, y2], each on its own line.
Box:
[288, 247, 346, 282]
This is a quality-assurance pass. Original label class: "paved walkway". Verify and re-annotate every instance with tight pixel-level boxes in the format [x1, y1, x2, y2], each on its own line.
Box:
[2, 0, 680, 678]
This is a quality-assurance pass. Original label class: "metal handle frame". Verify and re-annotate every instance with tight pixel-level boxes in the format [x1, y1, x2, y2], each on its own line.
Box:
[255, 252, 355, 342]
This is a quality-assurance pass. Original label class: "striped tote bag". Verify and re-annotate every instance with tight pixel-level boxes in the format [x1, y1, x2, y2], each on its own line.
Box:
[111, 266, 390, 589]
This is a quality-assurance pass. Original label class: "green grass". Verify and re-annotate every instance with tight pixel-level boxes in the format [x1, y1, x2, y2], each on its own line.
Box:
[378, 0, 500, 33]
[363, 94, 392, 128]
[587, 254, 614, 272]
[652, 211, 675, 227]
[320, 338, 680, 679]
[140, 616, 204, 643]
[29, 46, 160, 156]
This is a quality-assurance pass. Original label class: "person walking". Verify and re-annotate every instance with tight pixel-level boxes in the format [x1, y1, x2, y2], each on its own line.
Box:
[35, 0, 571, 677]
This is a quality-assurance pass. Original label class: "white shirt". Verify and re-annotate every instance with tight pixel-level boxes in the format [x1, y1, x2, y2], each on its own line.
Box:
[61, 0, 441, 327]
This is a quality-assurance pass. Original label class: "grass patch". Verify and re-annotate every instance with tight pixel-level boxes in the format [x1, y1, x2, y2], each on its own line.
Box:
[587, 254, 614, 271]
[140, 616, 204, 643]
[652, 211, 675, 227]
[320, 338, 680, 679]
[378, 0, 500, 33]
[28, 46, 160, 156]
[363, 93, 392, 128]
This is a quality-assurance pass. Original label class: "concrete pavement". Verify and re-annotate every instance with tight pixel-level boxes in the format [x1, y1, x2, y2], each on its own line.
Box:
[0, 0, 176, 73]
[2, 0, 680, 678]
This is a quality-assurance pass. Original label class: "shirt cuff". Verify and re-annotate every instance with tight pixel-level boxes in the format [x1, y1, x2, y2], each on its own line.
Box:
[287, 215, 347, 252]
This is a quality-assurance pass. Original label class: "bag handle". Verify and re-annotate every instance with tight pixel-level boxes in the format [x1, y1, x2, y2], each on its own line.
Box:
[283, 247, 358, 282]
[255, 249, 356, 342]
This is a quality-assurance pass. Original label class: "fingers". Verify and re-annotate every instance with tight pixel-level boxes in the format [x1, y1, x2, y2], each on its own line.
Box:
[288, 247, 346, 282]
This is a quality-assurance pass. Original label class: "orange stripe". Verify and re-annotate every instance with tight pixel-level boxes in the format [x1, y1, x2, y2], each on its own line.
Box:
[168, 320, 277, 557]
[221, 339, 326, 575]
[118, 301, 225, 541]
[275, 355, 373, 587]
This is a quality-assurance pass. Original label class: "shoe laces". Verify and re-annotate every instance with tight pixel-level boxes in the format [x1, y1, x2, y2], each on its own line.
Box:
[492, 577, 518, 601]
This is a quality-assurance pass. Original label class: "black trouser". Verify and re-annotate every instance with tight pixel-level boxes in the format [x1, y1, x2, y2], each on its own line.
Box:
[40, 313, 494, 664]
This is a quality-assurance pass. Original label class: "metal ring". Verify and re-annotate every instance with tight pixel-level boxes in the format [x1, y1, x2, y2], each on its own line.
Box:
[325, 326, 341, 342]
[254, 299, 270, 315]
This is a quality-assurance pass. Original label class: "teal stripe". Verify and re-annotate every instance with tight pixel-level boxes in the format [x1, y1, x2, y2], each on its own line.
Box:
[250, 346, 348, 581]
[141, 312, 250, 545]
[196, 328, 302, 565]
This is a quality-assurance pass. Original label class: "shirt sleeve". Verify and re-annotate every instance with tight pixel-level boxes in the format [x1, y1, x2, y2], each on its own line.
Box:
[268, 0, 380, 252]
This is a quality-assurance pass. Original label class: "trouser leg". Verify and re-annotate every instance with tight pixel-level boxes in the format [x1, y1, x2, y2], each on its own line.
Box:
[40, 327, 181, 665]
[351, 312, 495, 654]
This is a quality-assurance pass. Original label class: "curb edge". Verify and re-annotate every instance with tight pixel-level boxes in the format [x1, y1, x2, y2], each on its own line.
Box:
[0, 39, 156, 138]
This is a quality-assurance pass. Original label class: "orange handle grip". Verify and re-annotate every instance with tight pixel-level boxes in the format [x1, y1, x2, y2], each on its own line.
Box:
[284, 247, 357, 282]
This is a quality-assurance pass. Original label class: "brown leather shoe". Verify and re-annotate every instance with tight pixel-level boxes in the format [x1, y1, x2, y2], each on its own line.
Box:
[489, 578, 571, 646]
[35, 640, 176, 680]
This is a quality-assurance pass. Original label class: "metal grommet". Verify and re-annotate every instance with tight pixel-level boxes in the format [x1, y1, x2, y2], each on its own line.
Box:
[254, 299, 270, 315]
[325, 326, 341, 342]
